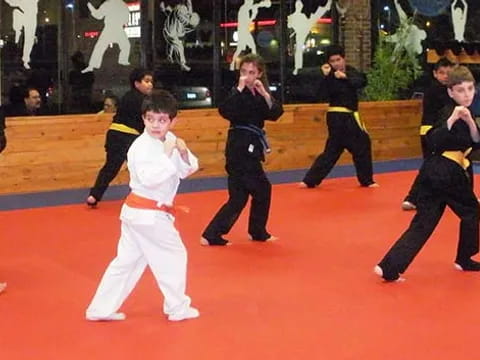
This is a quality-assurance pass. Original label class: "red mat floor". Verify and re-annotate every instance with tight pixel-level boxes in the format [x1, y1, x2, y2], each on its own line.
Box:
[1, 171, 479, 360]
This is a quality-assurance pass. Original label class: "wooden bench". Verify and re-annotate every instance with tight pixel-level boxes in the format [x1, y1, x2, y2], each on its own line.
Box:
[0, 100, 422, 194]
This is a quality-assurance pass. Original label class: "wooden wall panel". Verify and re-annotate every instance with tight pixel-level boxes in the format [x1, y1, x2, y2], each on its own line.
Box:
[0, 100, 422, 194]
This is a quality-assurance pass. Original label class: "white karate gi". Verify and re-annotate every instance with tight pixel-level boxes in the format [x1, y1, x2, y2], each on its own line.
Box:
[86, 131, 199, 319]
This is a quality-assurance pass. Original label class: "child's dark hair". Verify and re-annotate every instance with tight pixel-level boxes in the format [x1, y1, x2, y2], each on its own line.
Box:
[446, 65, 475, 88]
[434, 58, 454, 71]
[141, 89, 178, 118]
[325, 44, 345, 60]
[129, 68, 153, 89]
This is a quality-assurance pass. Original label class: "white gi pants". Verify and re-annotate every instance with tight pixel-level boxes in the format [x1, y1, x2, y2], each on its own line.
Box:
[86, 208, 191, 318]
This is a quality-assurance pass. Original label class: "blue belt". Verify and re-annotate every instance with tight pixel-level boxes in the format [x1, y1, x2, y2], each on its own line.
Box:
[231, 124, 271, 154]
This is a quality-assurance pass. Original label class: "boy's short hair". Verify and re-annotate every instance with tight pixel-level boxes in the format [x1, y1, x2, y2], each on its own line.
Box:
[434, 58, 454, 71]
[446, 65, 475, 88]
[325, 44, 345, 60]
[141, 89, 178, 119]
[129, 68, 153, 89]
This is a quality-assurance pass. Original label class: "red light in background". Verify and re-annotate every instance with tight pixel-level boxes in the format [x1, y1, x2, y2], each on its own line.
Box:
[220, 18, 332, 28]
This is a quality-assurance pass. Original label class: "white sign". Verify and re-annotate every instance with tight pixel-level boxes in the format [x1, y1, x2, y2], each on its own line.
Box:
[125, 1, 141, 39]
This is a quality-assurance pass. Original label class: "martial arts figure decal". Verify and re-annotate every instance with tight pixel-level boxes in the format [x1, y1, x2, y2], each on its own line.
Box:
[3, 0, 39, 69]
[288, 0, 331, 75]
[451, 0, 468, 42]
[386, 0, 426, 56]
[160, 0, 200, 72]
[229, 0, 272, 71]
[82, 0, 131, 73]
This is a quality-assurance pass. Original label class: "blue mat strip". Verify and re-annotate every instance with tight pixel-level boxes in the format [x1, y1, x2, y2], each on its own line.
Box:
[1, 158, 470, 211]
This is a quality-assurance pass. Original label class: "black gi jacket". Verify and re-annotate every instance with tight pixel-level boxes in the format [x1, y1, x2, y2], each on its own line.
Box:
[219, 87, 284, 162]
[428, 103, 480, 154]
[111, 89, 148, 133]
[323, 65, 367, 111]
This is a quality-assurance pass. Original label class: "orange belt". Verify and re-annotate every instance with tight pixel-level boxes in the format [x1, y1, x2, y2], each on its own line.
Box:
[125, 193, 179, 215]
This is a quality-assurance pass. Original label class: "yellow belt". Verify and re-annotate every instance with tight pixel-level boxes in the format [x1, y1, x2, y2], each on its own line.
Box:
[109, 123, 140, 135]
[441, 147, 472, 170]
[420, 125, 432, 135]
[327, 106, 367, 132]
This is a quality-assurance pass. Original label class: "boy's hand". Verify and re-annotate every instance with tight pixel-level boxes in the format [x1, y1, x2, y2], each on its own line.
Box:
[253, 79, 268, 97]
[237, 76, 247, 92]
[175, 138, 188, 156]
[334, 70, 347, 79]
[448, 106, 469, 129]
[163, 136, 176, 157]
[321, 63, 331, 76]
[175, 137, 191, 164]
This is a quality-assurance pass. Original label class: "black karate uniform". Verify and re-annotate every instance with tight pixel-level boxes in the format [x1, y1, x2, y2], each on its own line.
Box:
[378, 104, 480, 281]
[89, 89, 148, 202]
[302, 65, 374, 187]
[0, 106, 6, 154]
[404, 80, 452, 205]
[202, 87, 284, 244]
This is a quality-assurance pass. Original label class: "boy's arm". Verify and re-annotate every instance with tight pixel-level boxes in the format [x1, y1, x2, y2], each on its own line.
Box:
[170, 137, 199, 179]
[218, 87, 249, 124]
[264, 97, 284, 121]
[427, 105, 468, 151]
[131, 154, 178, 188]
[344, 67, 367, 89]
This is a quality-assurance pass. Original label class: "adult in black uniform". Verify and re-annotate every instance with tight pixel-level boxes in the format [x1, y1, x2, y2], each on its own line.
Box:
[86, 68, 153, 207]
[301, 45, 377, 188]
[375, 66, 480, 282]
[402, 58, 454, 211]
[201, 54, 284, 246]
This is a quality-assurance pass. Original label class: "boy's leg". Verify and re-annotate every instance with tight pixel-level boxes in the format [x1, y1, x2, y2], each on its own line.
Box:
[377, 197, 445, 280]
[202, 170, 249, 244]
[302, 136, 344, 187]
[89, 131, 135, 202]
[134, 215, 198, 319]
[245, 162, 272, 240]
[403, 172, 422, 208]
[346, 126, 375, 186]
[86, 223, 147, 319]
[446, 186, 480, 266]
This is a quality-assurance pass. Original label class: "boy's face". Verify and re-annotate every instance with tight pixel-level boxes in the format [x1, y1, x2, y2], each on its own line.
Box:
[433, 66, 452, 85]
[328, 54, 346, 72]
[239, 62, 262, 89]
[143, 111, 175, 141]
[135, 75, 154, 96]
[448, 81, 475, 107]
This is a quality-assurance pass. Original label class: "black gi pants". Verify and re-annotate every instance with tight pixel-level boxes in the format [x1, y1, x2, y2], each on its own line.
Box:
[379, 156, 480, 280]
[303, 112, 374, 187]
[202, 157, 272, 242]
[89, 129, 137, 201]
[0, 133, 6, 154]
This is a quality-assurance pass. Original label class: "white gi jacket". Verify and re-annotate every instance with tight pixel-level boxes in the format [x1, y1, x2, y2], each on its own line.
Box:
[120, 131, 199, 225]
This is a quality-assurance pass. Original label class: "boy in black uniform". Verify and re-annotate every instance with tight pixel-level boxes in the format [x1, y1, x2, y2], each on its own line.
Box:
[375, 66, 480, 282]
[201, 54, 284, 246]
[402, 58, 454, 211]
[301, 45, 377, 188]
[86, 68, 153, 207]
[0, 106, 6, 154]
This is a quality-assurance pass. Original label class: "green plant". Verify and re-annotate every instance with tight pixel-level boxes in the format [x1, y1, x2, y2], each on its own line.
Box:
[365, 24, 423, 101]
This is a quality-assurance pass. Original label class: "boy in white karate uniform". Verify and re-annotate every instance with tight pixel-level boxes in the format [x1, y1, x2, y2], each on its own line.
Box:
[86, 90, 199, 322]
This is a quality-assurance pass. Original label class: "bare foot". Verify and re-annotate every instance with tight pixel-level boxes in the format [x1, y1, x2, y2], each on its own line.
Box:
[200, 237, 231, 246]
[0, 283, 7, 294]
[368, 183, 380, 188]
[265, 235, 279, 242]
[86, 196, 98, 208]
